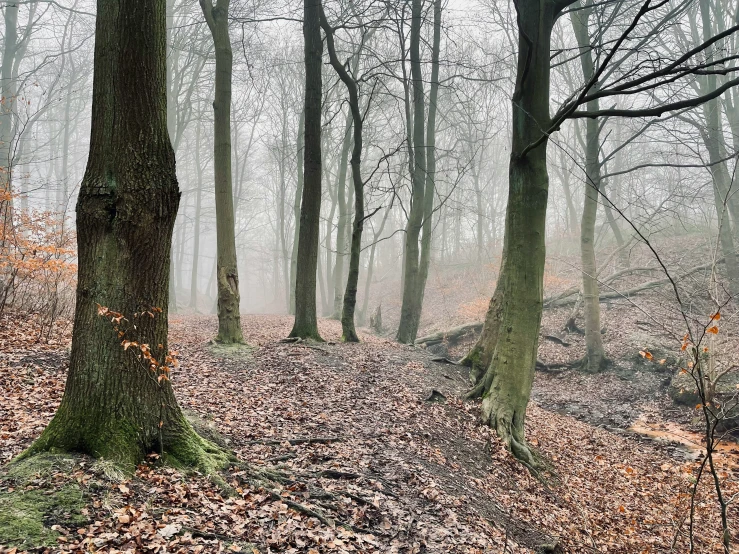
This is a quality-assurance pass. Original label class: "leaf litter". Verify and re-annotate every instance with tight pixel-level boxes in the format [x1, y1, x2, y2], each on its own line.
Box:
[0, 313, 736, 553]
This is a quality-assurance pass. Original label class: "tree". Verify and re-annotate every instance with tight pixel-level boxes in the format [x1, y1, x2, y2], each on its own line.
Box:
[289, 0, 324, 341]
[200, 0, 244, 343]
[22, 0, 227, 472]
[320, 2, 369, 342]
[396, 0, 441, 344]
[571, 2, 607, 372]
[462, 0, 739, 467]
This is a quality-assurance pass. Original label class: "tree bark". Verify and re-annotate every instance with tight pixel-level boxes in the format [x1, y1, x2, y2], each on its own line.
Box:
[461, 0, 559, 468]
[397, 0, 429, 344]
[289, 0, 323, 341]
[190, 121, 204, 311]
[201, 0, 244, 343]
[26, 0, 227, 472]
[571, 3, 607, 372]
[289, 110, 305, 315]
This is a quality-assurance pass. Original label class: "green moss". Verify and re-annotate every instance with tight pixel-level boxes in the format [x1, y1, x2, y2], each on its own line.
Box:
[6, 453, 76, 482]
[164, 427, 234, 475]
[184, 409, 230, 448]
[0, 454, 86, 549]
[206, 342, 254, 361]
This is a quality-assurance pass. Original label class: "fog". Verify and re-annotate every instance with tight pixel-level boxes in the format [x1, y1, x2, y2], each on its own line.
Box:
[3, 0, 736, 331]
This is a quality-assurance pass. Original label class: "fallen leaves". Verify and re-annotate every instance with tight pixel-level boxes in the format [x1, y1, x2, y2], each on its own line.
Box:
[0, 313, 736, 553]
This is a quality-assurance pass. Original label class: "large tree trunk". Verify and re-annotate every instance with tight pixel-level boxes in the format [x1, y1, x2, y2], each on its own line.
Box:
[461, 0, 557, 468]
[26, 0, 226, 472]
[571, 4, 607, 372]
[201, 0, 244, 343]
[289, 0, 323, 341]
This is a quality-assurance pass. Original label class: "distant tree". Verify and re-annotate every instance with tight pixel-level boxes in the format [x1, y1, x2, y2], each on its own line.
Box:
[24, 0, 227, 471]
[289, 0, 324, 340]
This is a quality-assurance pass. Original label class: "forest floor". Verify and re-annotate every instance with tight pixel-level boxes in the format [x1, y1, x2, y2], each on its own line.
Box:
[0, 312, 738, 553]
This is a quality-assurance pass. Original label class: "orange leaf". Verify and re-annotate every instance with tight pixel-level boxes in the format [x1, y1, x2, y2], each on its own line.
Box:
[711, 311, 721, 321]
[707, 326, 719, 334]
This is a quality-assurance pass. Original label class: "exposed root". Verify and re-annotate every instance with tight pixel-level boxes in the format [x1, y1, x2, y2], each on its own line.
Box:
[465, 381, 487, 400]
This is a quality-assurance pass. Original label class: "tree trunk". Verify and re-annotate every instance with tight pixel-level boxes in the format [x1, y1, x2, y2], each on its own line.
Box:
[332, 113, 352, 318]
[0, 2, 18, 230]
[461, 0, 558, 468]
[319, 3, 367, 342]
[416, 0, 441, 318]
[396, 0, 428, 344]
[697, 0, 739, 298]
[190, 121, 204, 311]
[289, 110, 305, 315]
[361, 202, 392, 326]
[201, 0, 243, 343]
[289, 0, 323, 341]
[571, 3, 606, 372]
[26, 0, 227, 472]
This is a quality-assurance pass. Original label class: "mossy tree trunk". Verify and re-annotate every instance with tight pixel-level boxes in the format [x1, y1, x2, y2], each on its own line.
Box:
[200, 0, 244, 344]
[289, 0, 323, 341]
[461, 0, 561, 467]
[571, 3, 607, 372]
[26, 0, 226, 472]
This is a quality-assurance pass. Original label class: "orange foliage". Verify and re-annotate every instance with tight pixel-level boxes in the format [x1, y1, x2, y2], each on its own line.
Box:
[0, 192, 76, 341]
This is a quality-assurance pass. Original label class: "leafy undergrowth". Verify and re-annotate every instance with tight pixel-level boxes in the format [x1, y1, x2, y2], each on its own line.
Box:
[0, 313, 736, 552]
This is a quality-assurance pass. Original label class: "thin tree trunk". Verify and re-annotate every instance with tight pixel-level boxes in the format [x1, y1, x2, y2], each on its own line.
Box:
[0, 2, 18, 229]
[416, 0, 441, 311]
[397, 0, 428, 344]
[571, 3, 606, 372]
[290, 110, 305, 315]
[320, 4, 368, 342]
[289, 0, 323, 341]
[332, 113, 352, 318]
[190, 122, 204, 310]
[201, 0, 244, 343]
